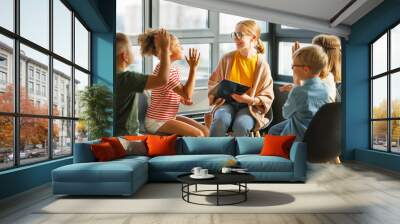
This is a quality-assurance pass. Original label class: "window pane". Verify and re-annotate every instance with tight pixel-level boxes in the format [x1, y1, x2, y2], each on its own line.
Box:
[372, 121, 388, 151]
[278, 42, 311, 76]
[53, 119, 72, 158]
[281, 25, 300, 30]
[392, 72, 400, 118]
[391, 120, 400, 153]
[116, 0, 142, 35]
[0, 0, 14, 31]
[391, 24, 400, 70]
[372, 33, 387, 76]
[20, 44, 49, 115]
[20, 0, 49, 49]
[219, 42, 269, 61]
[127, 46, 143, 73]
[0, 116, 13, 170]
[74, 69, 89, 118]
[75, 18, 89, 70]
[20, 117, 49, 165]
[53, 0, 72, 60]
[75, 120, 88, 143]
[153, 44, 210, 87]
[53, 59, 72, 117]
[219, 13, 267, 34]
[0, 35, 14, 113]
[159, 0, 208, 30]
[372, 76, 387, 119]
[179, 89, 210, 113]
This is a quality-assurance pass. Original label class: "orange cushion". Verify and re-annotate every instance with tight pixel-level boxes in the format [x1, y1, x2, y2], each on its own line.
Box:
[91, 142, 118, 162]
[259, 134, 296, 159]
[123, 135, 148, 142]
[146, 135, 177, 157]
[101, 137, 126, 158]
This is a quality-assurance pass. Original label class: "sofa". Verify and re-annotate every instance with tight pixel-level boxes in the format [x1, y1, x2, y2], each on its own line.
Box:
[52, 137, 307, 196]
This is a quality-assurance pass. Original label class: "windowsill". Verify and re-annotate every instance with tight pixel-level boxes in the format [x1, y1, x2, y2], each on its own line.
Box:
[0, 156, 72, 176]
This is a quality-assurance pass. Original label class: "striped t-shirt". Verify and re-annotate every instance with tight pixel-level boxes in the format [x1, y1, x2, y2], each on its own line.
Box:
[145, 64, 182, 120]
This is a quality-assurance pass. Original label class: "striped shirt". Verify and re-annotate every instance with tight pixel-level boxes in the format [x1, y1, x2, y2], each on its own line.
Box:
[146, 64, 182, 120]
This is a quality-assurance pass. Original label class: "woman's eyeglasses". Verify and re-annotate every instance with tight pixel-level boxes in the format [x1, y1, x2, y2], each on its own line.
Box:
[231, 32, 244, 40]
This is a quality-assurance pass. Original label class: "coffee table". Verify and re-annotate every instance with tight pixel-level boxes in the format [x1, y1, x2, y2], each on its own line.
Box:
[177, 172, 255, 206]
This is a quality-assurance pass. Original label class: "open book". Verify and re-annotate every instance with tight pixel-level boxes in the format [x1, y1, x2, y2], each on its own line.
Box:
[211, 79, 250, 103]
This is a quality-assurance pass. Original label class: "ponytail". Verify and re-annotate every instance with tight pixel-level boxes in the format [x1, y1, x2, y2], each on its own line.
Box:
[255, 38, 265, 54]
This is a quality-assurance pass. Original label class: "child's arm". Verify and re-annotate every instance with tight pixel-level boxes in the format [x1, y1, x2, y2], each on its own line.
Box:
[144, 29, 171, 90]
[173, 48, 200, 100]
[282, 87, 304, 119]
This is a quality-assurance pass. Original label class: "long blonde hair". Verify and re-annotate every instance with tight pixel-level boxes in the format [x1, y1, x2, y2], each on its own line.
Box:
[236, 20, 265, 54]
[312, 34, 342, 83]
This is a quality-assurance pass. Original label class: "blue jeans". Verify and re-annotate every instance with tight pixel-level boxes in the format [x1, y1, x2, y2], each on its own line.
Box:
[209, 103, 255, 137]
[268, 120, 289, 136]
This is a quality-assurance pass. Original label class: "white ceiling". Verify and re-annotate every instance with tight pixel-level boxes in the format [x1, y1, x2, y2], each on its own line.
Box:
[171, 0, 384, 38]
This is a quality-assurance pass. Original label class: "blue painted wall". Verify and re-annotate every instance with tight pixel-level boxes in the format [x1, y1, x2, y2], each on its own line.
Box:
[0, 0, 116, 200]
[344, 0, 400, 171]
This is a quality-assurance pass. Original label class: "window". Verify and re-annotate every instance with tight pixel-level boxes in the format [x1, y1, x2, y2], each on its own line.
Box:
[116, 0, 143, 35]
[278, 42, 311, 77]
[159, 0, 208, 30]
[219, 13, 267, 34]
[370, 23, 400, 153]
[74, 69, 89, 118]
[0, 0, 91, 170]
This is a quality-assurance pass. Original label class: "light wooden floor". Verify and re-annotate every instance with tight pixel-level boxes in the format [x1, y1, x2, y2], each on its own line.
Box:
[1, 162, 400, 224]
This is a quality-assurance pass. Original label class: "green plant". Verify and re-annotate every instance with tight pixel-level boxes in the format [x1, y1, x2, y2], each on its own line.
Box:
[79, 84, 113, 140]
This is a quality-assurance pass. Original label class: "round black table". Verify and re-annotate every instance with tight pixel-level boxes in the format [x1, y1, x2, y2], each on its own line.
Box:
[177, 173, 255, 206]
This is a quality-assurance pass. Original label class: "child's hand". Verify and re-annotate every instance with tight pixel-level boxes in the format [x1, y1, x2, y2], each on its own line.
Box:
[185, 48, 200, 69]
[279, 84, 293, 93]
[180, 97, 193, 105]
[291, 41, 300, 55]
[155, 28, 170, 52]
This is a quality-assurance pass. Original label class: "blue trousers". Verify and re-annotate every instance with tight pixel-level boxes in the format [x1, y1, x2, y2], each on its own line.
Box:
[268, 120, 289, 136]
[209, 103, 255, 137]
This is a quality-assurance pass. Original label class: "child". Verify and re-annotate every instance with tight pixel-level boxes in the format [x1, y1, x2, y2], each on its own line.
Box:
[268, 45, 330, 141]
[138, 29, 208, 137]
[115, 30, 171, 136]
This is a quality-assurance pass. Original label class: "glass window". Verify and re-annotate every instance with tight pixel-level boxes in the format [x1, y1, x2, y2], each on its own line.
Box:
[53, 119, 72, 158]
[159, 0, 208, 30]
[372, 77, 387, 119]
[74, 69, 89, 118]
[116, 0, 142, 35]
[278, 41, 311, 76]
[0, 116, 13, 170]
[75, 120, 88, 143]
[0, 35, 14, 113]
[219, 13, 267, 34]
[391, 120, 400, 153]
[53, 0, 72, 60]
[20, 44, 49, 115]
[19, 117, 49, 165]
[281, 25, 301, 30]
[20, 0, 49, 49]
[0, 0, 14, 31]
[75, 18, 89, 70]
[391, 24, 400, 70]
[391, 72, 400, 118]
[127, 46, 143, 73]
[372, 33, 387, 76]
[153, 44, 210, 87]
[372, 121, 388, 151]
[53, 59, 72, 117]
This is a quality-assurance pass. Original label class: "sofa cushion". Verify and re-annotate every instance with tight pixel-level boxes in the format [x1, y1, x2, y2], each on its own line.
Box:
[180, 137, 235, 155]
[235, 137, 263, 155]
[147, 135, 177, 157]
[148, 154, 235, 172]
[91, 142, 118, 161]
[52, 159, 147, 183]
[260, 135, 296, 159]
[101, 137, 127, 158]
[73, 139, 101, 163]
[236, 155, 293, 172]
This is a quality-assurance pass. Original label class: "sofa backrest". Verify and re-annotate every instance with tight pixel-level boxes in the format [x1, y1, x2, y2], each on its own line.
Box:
[235, 137, 263, 155]
[178, 137, 236, 155]
[73, 139, 100, 163]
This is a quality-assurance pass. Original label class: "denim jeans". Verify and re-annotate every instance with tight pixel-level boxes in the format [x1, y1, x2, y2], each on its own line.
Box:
[209, 103, 255, 137]
[268, 120, 289, 136]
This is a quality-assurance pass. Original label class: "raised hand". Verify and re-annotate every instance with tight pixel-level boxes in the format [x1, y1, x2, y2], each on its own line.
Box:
[185, 48, 200, 69]
[291, 41, 300, 55]
[279, 84, 294, 93]
[154, 28, 170, 52]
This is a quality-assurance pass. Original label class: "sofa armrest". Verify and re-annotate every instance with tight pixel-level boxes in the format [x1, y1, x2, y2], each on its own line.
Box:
[73, 140, 100, 163]
[289, 142, 307, 181]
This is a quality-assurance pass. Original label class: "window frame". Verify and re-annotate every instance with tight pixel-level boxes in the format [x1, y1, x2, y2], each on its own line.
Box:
[0, 0, 92, 171]
[369, 19, 400, 154]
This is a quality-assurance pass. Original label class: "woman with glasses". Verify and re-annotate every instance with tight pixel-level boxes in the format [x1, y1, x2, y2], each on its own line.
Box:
[207, 20, 274, 137]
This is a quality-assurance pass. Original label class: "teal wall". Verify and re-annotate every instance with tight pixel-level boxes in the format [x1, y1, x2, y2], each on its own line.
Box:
[0, 0, 116, 200]
[344, 0, 400, 171]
